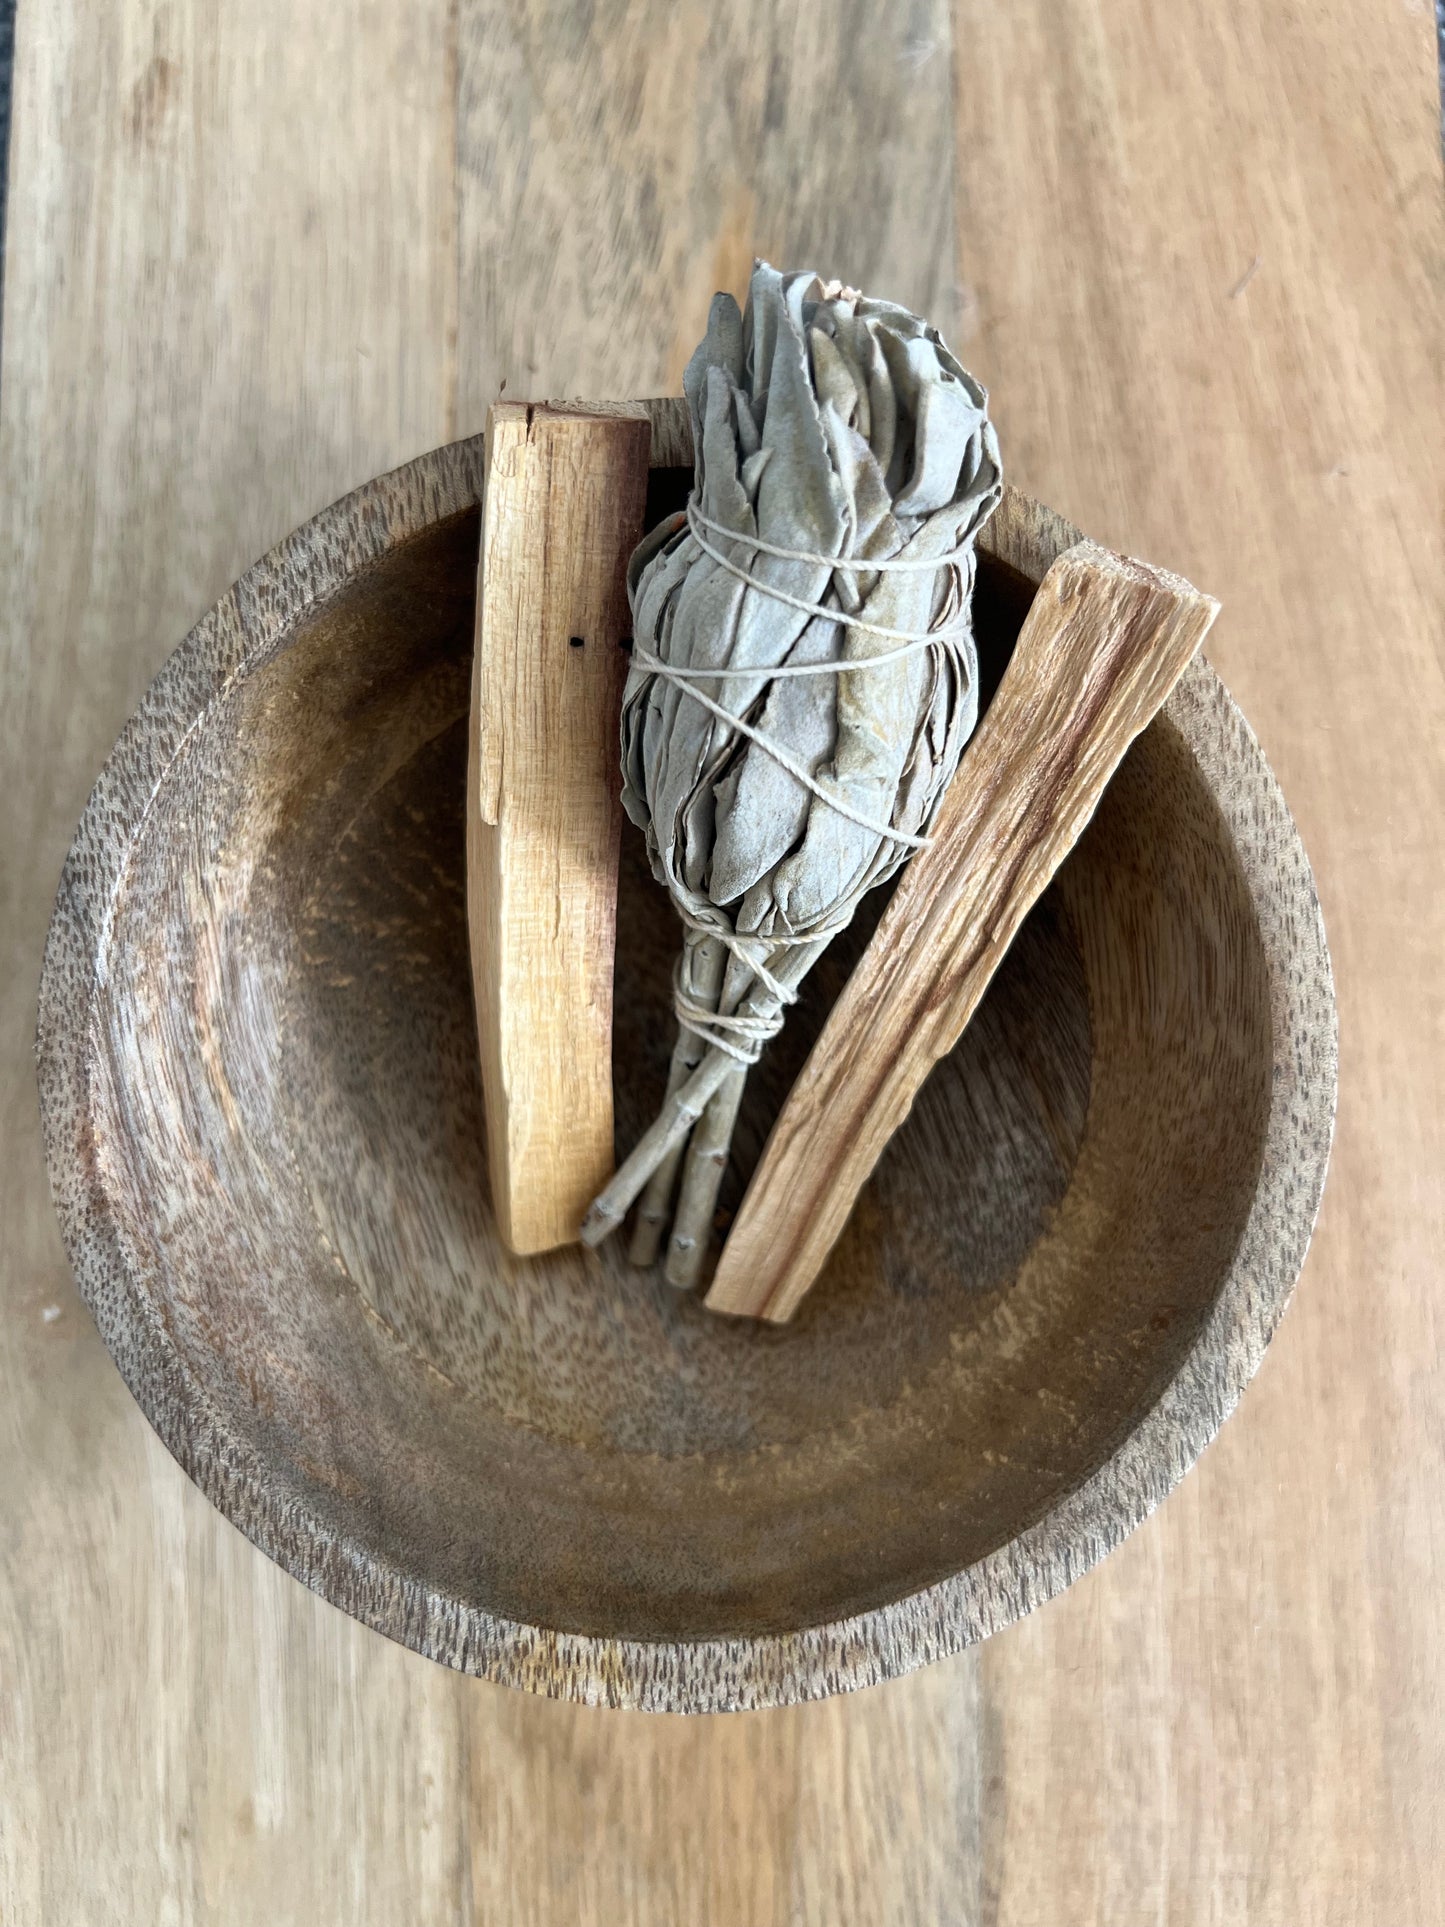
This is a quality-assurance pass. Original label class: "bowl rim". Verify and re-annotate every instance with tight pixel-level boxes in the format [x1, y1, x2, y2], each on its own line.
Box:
[35, 434, 1339, 1713]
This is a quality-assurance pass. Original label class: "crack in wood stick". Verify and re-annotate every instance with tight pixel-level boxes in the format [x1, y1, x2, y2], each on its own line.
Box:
[704, 539, 1220, 1323]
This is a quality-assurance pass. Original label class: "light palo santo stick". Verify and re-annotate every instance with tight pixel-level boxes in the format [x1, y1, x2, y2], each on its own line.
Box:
[705, 540, 1219, 1322]
[468, 402, 650, 1255]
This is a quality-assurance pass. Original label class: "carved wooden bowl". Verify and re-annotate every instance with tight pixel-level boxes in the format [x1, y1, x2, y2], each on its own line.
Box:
[38, 429, 1336, 1712]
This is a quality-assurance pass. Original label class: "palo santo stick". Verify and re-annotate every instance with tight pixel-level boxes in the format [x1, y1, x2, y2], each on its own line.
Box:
[468, 402, 650, 1255]
[705, 539, 1220, 1322]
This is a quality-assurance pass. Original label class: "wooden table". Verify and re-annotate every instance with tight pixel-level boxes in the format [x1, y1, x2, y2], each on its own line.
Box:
[2, 3, 1439, 1919]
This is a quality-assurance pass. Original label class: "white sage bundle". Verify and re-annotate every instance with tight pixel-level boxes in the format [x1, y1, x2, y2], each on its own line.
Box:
[582, 263, 1002, 1284]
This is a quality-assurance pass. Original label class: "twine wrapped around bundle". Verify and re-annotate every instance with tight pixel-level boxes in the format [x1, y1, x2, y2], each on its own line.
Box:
[581, 263, 1002, 1283]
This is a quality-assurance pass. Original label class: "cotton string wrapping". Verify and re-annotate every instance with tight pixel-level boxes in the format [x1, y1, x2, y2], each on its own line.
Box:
[639, 495, 969, 1065]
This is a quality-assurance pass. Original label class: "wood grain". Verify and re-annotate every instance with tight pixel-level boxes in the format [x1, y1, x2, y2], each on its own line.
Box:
[0, 0, 993, 1919]
[40, 438, 1327, 1703]
[952, 1, 1445, 1920]
[468, 402, 648, 1252]
[2, 0, 1438, 1914]
[451, 0, 963, 416]
[708, 540, 1218, 1322]
[0, 8, 470, 1923]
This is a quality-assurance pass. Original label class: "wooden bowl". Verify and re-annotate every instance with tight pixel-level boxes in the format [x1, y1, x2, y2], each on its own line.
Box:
[37, 433, 1336, 1712]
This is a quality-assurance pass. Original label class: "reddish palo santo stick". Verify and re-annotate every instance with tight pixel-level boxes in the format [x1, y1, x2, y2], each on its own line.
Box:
[468, 402, 650, 1255]
[705, 539, 1219, 1323]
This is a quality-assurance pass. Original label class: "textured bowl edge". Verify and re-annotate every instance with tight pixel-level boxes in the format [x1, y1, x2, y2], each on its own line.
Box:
[35, 440, 1339, 1714]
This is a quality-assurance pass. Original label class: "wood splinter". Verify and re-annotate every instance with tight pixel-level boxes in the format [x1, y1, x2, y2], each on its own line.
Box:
[705, 538, 1220, 1323]
[467, 401, 650, 1256]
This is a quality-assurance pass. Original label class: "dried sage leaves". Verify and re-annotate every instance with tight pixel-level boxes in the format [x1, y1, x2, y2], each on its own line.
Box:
[582, 263, 1002, 1283]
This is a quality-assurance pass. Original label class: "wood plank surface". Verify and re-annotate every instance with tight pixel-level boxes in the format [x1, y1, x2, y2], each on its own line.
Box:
[0, 0, 1438, 1924]
[0, 8, 470, 1922]
[0, 3, 984, 1923]
[951, 3, 1445, 1920]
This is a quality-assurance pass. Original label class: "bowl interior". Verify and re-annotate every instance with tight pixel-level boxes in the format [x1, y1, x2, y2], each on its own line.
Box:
[85, 493, 1272, 1642]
